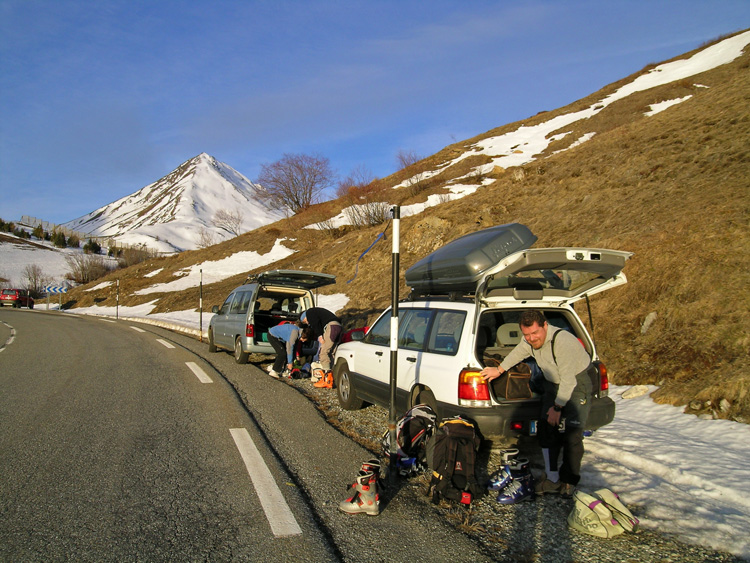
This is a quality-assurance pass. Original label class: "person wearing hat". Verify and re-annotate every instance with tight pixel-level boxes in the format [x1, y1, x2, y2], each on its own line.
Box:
[300, 307, 342, 388]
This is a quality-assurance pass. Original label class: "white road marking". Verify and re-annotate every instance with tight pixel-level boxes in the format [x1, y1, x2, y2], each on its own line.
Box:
[156, 339, 175, 349]
[130, 326, 146, 333]
[99, 318, 116, 323]
[229, 428, 303, 537]
[0, 321, 15, 353]
[185, 362, 213, 383]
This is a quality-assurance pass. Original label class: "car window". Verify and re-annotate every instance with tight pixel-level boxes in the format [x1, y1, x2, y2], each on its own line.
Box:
[219, 293, 235, 314]
[230, 291, 251, 315]
[399, 309, 432, 351]
[426, 310, 466, 355]
[364, 312, 391, 346]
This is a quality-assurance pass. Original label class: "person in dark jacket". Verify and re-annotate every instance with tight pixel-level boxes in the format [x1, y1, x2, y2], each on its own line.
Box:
[300, 307, 342, 387]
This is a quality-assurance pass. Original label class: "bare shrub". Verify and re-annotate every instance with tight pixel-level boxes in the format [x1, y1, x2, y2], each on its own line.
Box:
[197, 227, 217, 249]
[65, 253, 114, 284]
[257, 153, 336, 214]
[396, 148, 429, 197]
[22, 264, 52, 295]
[213, 209, 243, 237]
[344, 201, 391, 228]
[336, 165, 376, 199]
[118, 245, 157, 268]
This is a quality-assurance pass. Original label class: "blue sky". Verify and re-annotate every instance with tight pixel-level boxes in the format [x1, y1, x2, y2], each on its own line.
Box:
[1, 1, 748, 225]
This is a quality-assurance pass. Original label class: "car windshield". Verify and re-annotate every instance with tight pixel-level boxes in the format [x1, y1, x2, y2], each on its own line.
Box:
[2, 290, 16, 295]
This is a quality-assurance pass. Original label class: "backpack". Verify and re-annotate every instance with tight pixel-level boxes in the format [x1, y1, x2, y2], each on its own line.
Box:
[426, 416, 483, 505]
[381, 404, 437, 472]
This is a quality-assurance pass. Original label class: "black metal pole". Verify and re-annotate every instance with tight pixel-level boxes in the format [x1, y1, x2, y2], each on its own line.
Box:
[388, 206, 400, 485]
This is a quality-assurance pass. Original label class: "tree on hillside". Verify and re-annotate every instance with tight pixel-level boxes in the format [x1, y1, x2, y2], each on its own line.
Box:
[23, 263, 50, 296]
[213, 209, 244, 237]
[336, 165, 390, 228]
[396, 148, 428, 197]
[335, 164, 376, 199]
[257, 153, 336, 214]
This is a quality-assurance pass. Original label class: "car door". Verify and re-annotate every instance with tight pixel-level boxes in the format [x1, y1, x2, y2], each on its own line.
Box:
[346, 309, 395, 403]
[213, 291, 237, 348]
[395, 309, 432, 396]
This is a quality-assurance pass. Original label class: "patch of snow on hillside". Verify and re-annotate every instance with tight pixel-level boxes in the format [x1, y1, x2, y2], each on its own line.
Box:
[645, 96, 693, 116]
[86, 281, 113, 292]
[134, 239, 296, 295]
[448, 30, 750, 176]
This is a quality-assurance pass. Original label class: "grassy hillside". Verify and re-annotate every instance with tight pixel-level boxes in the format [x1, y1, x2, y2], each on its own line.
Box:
[67, 33, 750, 423]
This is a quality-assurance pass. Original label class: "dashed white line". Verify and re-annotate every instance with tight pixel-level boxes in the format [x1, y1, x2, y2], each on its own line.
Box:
[0, 321, 15, 353]
[185, 362, 213, 383]
[156, 339, 175, 349]
[130, 326, 146, 333]
[229, 428, 302, 537]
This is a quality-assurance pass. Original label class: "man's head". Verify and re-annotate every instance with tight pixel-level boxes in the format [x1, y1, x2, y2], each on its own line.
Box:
[519, 310, 548, 350]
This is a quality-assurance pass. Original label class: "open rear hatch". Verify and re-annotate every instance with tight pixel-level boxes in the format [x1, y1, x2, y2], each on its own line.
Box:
[252, 269, 336, 290]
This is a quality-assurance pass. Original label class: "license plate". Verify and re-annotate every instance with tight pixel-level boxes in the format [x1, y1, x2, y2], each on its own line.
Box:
[529, 420, 537, 436]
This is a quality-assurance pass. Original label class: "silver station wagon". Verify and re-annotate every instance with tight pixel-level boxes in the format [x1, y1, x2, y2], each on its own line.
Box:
[208, 270, 335, 363]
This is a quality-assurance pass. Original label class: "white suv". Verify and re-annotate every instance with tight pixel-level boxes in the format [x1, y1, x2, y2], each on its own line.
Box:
[333, 223, 632, 441]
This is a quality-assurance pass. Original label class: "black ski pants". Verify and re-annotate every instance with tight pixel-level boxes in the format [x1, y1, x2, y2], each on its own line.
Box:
[538, 366, 594, 486]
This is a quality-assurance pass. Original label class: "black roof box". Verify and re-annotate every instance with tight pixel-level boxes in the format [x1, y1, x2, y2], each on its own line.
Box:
[405, 223, 537, 294]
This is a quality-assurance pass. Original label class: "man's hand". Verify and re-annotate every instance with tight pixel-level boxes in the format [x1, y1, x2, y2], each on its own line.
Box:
[547, 406, 562, 427]
[480, 366, 503, 382]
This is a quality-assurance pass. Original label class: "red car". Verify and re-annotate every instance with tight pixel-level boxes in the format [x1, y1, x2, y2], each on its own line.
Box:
[0, 288, 34, 309]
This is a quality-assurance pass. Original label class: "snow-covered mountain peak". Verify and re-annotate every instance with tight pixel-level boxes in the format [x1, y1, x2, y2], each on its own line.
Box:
[63, 154, 285, 253]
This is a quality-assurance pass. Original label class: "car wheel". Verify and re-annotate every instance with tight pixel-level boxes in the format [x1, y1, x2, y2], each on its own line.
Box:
[336, 361, 364, 410]
[28, 302, 34, 309]
[234, 337, 249, 364]
[207, 329, 217, 353]
[415, 388, 439, 421]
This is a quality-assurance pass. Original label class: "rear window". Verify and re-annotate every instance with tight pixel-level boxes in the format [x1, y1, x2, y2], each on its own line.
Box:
[488, 269, 607, 293]
[2, 290, 17, 296]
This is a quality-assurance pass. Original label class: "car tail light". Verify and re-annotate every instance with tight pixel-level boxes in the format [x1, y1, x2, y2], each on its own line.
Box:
[597, 361, 609, 397]
[458, 369, 491, 407]
[245, 324, 254, 338]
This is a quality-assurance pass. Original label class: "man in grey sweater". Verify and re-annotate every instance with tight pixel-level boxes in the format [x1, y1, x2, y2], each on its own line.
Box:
[481, 310, 593, 497]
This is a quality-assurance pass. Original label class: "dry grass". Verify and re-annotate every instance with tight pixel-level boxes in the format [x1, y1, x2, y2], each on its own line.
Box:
[66, 35, 750, 422]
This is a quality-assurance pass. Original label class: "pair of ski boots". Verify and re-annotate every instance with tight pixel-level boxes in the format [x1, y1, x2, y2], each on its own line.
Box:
[487, 448, 535, 504]
[311, 362, 334, 388]
[339, 458, 381, 516]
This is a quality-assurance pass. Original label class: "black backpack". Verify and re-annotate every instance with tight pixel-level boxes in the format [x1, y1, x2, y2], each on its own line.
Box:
[381, 404, 437, 467]
[426, 416, 483, 505]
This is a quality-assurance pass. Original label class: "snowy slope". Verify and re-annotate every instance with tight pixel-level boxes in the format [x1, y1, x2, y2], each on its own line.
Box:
[63, 153, 285, 253]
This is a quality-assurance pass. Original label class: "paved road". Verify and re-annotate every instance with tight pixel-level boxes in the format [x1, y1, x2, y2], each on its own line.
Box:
[0, 308, 498, 562]
[0, 308, 335, 561]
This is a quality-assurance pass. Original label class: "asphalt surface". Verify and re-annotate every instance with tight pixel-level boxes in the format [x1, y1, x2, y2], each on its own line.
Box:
[0, 308, 495, 562]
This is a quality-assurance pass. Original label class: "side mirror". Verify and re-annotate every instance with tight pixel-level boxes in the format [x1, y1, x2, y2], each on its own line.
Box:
[211, 305, 219, 314]
[350, 330, 366, 341]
